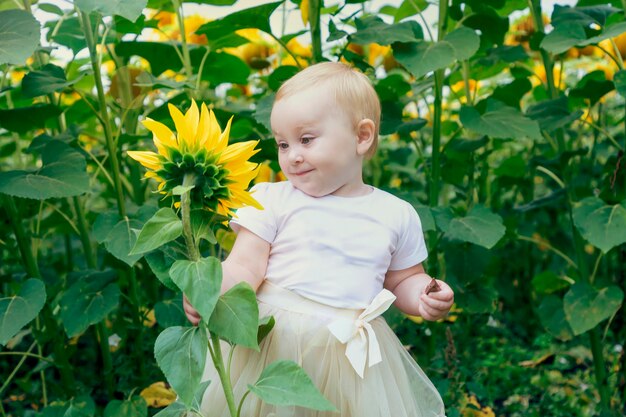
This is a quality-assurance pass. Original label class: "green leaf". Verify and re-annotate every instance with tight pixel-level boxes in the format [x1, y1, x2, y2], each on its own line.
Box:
[412, 205, 436, 232]
[21, 64, 81, 98]
[103, 397, 147, 417]
[191, 209, 217, 244]
[193, 50, 251, 85]
[154, 326, 208, 408]
[393, 41, 455, 78]
[0, 9, 40, 65]
[46, 16, 87, 55]
[540, 22, 586, 54]
[169, 257, 222, 322]
[569, 70, 614, 105]
[394, 0, 429, 22]
[93, 211, 121, 244]
[253, 93, 274, 132]
[134, 72, 193, 91]
[460, 105, 542, 140]
[444, 205, 505, 249]
[0, 141, 89, 199]
[145, 246, 186, 290]
[104, 218, 143, 266]
[564, 282, 624, 335]
[538, 295, 574, 341]
[572, 197, 626, 253]
[152, 402, 187, 417]
[208, 282, 259, 349]
[443, 27, 480, 61]
[268, 65, 299, 91]
[532, 271, 571, 294]
[74, 0, 147, 22]
[257, 315, 275, 345]
[64, 396, 96, 417]
[195, 2, 283, 39]
[614, 69, 626, 98]
[130, 208, 182, 255]
[0, 279, 46, 346]
[59, 270, 120, 337]
[248, 361, 337, 411]
[155, 297, 188, 328]
[350, 17, 423, 45]
[526, 96, 583, 132]
[0, 104, 62, 134]
[115, 42, 182, 76]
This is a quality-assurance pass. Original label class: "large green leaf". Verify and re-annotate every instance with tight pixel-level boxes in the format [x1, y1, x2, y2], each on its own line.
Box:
[460, 105, 542, 140]
[115, 42, 182, 76]
[59, 270, 120, 337]
[572, 197, 626, 253]
[614, 69, 626, 98]
[145, 245, 186, 291]
[526, 96, 584, 132]
[443, 27, 480, 61]
[538, 295, 574, 341]
[93, 211, 121, 244]
[195, 2, 283, 39]
[21, 64, 82, 98]
[155, 297, 188, 328]
[193, 51, 250, 85]
[0, 141, 89, 199]
[349, 17, 423, 45]
[540, 22, 587, 54]
[0, 279, 46, 346]
[564, 282, 623, 335]
[152, 402, 187, 417]
[74, 0, 147, 22]
[169, 257, 222, 322]
[393, 41, 455, 78]
[103, 397, 147, 417]
[532, 271, 571, 294]
[248, 361, 337, 411]
[64, 396, 96, 417]
[208, 282, 259, 349]
[45, 16, 87, 55]
[104, 218, 144, 266]
[0, 9, 40, 65]
[154, 326, 208, 408]
[444, 205, 505, 249]
[0, 104, 62, 134]
[130, 208, 182, 255]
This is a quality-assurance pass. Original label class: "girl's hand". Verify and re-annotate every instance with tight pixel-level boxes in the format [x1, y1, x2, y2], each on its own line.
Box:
[183, 294, 201, 326]
[418, 280, 454, 321]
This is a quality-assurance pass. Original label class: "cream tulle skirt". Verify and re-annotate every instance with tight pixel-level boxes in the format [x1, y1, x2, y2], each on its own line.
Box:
[197, 281, 446, 417]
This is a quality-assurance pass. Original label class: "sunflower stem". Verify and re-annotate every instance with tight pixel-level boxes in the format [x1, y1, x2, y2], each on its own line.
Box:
[210, 332, 238, 417]
[171, 0, 195, 82]
[181, 173, 200, 261]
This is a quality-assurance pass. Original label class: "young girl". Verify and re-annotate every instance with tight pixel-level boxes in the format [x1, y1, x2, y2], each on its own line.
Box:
[184, 62, 454, 417]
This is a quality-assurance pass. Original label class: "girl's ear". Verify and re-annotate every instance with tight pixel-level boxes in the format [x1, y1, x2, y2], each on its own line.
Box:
[355, 119, 376, 156]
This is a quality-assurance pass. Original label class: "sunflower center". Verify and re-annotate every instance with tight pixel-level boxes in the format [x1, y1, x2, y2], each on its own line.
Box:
[157, 148, 231, 210]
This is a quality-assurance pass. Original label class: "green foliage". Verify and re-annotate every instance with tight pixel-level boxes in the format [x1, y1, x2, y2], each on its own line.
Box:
[1, 0, 625, 416]
[0, 279, 46, 345]
[248, 361, 338, 411]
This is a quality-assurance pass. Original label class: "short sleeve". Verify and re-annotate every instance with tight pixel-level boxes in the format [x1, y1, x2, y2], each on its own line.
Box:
[229, 182, 277, 243]
[388, 202, 428, 271]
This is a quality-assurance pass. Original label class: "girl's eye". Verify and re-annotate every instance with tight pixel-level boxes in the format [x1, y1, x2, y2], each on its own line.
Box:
[277, 142, 289, 150]
[301, 137, 314, 144]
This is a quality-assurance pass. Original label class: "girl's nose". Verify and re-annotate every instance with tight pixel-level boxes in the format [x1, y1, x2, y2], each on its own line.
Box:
[289, 150, 303, 164]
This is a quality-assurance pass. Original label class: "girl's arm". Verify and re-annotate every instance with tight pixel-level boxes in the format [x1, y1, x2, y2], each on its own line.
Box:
[383, 263, 454, 320]
[184, 227, 270, 325]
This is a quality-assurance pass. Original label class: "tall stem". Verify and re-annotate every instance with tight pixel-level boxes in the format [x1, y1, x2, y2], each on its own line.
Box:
[210, 334, 238, 417]
[181, 174, 200, 261]
[79, 10, 126, 217]
[309, 0, 323, 63]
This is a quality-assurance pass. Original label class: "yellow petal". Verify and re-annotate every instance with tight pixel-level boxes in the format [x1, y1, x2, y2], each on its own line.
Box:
[196, 103, 211, 150]
[168, 103, 194, 152]
[231, 188, 263, 210]
[184, 99, 199, 147]
[142, 118, 177, 154]
[127, 151, 162, 171]
[300, 0, 309, 26]
[215, 116, 233, 153]
[219, 140, 259, 165]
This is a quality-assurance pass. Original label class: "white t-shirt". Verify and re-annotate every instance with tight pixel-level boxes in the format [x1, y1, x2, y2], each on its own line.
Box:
[230, 181, 428, 309]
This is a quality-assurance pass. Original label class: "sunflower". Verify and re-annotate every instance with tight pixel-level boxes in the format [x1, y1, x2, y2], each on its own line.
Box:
[128, 100, 262, 216]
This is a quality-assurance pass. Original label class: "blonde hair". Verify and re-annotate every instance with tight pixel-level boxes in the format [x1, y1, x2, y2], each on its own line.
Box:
[274, 62, 381, 158]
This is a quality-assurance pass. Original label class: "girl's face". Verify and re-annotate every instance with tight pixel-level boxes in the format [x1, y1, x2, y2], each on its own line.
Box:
[270, 85, 368, 198]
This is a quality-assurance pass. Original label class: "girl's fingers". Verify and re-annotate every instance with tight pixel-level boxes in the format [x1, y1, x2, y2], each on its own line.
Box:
[420, 294, 453, 311]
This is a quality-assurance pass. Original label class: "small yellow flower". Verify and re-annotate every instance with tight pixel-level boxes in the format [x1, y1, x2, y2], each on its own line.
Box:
[128, 100, 262, 216]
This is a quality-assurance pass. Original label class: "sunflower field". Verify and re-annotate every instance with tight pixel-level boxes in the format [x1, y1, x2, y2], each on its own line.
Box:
[1, 0, 625, 416]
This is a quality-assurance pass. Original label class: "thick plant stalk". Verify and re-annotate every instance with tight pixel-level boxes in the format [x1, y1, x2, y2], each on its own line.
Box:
[171, 0, 194, 80]
[308, 0, 323, 63]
